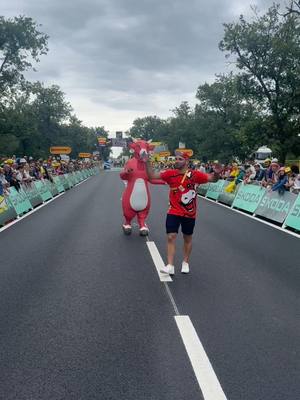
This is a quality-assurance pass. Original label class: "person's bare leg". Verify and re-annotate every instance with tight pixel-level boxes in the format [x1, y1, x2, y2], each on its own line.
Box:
[167, 233, 177, 265]
[183, 234, 193, 263]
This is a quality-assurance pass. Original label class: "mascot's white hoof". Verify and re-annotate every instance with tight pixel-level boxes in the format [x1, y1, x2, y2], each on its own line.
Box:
[139, 227, 149, 236]
[123, 224, 132, 235]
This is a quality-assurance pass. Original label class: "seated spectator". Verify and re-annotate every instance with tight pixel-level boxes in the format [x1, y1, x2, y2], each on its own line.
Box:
[10, 171, 21, 192]
[227, 163, 239, 181]
[262, 161, 280, 188]
[252, 163, 265, 182]
[3, 162, 13, 184]
[243, 164, 256, 184]
[0, 167, 9, 193]
[272, 167, 288, 193]
[235, 166, 246, 185]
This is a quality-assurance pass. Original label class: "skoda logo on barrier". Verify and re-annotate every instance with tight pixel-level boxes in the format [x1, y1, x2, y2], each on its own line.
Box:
[237, 192, 261, 203]
[291, 204, 300, 218]
[260, 196, 291, 213]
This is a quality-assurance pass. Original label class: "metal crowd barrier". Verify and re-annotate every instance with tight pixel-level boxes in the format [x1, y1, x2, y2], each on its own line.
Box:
[0, 167, 99, 227]
[197, 181, 300, 233]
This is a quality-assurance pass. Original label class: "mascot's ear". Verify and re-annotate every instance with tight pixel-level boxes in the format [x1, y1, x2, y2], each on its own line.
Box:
[129, 142, 136, 150]
[148, 144, 155, 151]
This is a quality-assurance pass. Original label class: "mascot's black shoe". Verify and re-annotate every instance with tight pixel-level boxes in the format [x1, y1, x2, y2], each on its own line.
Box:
[123, 224, 132, 235]
[139, 227, 149, 236]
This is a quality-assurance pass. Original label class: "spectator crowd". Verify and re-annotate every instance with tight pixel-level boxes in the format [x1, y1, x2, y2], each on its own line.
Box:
[197, 159, 300, 195]
[0, 156, 96, 196]
[152, 158, 300, 195]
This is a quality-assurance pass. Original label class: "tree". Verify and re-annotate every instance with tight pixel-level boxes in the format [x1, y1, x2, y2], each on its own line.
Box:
[0, 16, 48, 95]
[30, 82, 72, 150]
[129, 115, 168, 142]
[283, 1, 300, 16]
[219, 4, 300, 162]
[195, 74, 267, 161]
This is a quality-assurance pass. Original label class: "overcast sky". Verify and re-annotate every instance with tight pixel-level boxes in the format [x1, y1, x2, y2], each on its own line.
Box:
[3, 0, 275, 134]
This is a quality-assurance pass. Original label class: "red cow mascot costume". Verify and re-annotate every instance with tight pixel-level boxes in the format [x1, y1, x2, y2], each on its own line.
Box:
[120, 139, 164, 236]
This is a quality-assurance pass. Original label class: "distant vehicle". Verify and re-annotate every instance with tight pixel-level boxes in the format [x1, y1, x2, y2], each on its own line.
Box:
[254, 145, 273, 164]
[103, 161, 111, 170]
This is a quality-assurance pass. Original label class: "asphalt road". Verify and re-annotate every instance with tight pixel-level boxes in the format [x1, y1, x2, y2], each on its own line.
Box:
[0, 171, 299, 400]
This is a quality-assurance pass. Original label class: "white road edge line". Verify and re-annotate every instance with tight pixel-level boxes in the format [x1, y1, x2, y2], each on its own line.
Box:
[199, 195, 300, 239]
[175, 315, 228, 400]
[146, 241, 172, 282]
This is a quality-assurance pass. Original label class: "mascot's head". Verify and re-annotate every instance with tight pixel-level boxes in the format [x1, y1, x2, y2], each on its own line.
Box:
[129, 138, 155, 162]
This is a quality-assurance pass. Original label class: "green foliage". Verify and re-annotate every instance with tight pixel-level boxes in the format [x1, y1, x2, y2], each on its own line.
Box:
[0, 16, 48, 95]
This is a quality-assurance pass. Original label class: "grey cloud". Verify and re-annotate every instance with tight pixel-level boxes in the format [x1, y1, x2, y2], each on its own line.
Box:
[3, 0, 275, 126]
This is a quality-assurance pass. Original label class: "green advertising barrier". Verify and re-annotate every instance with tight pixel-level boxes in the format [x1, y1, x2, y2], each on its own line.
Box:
[232, 184, 266, 213]
[73, 172, 81, 184]
[22, 183, 43, 208]
[8, 187, 32, 215]
[74, 171, 81, 183]
[284, 194, 300, 231]
[46, 180, 59, 197]
[217, 181, 240, 206]
[0, 195, 18, 226]
[59, 175, 71, 190]
[255, 190, 297, 224]
[34, 181, 53, 202]
[197, 183, 210, 196]
[206, 180, 226, 200]
[65, 174, 74, 188]
[53, 176, 65, 193]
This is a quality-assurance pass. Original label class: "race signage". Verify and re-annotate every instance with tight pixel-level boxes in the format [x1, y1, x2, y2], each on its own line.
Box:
[110, 138, 128, 147]
[79, 153, 91, 158]
[217, 181, 240, 206]
[34, 181, 53, 202]
[53, 176, 65, 193]
[284, 194, 300, 231]
[0, 195, 17, 226]
[158, 151, 171, 157]
[8, 187, 32, 215]
[255, 190, 297, 223]
[22, 183, 43, 208]
[97, 137, 107, 146]
[197, 183, 210, 196]
[175, 148, 194, 157]
[206, 180, 226, 200]
[232, 184, 266, 213]
[151, 142, 162, 147]
[50, 146, 72, 155]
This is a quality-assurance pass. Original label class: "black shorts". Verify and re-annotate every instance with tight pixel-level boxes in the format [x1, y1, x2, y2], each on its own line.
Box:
[166, 214, 196, 236]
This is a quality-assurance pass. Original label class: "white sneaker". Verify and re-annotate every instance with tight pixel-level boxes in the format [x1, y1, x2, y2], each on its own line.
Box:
[181, 261, 189, 274]
[160, 264, 175, 275]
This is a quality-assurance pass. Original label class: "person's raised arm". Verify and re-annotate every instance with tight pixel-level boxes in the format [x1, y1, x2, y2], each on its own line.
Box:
[207, 163, 222, 182]
[146, 160, 161, 180]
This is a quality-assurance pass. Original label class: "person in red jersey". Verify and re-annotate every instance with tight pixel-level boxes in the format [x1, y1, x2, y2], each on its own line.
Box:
[146, 151, 222, 275]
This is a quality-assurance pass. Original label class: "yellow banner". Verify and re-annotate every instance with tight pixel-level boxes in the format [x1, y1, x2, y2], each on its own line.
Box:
[50, 146, 72, 155]
[79, 153, 91, 158]
[175, 148, 194, 157]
